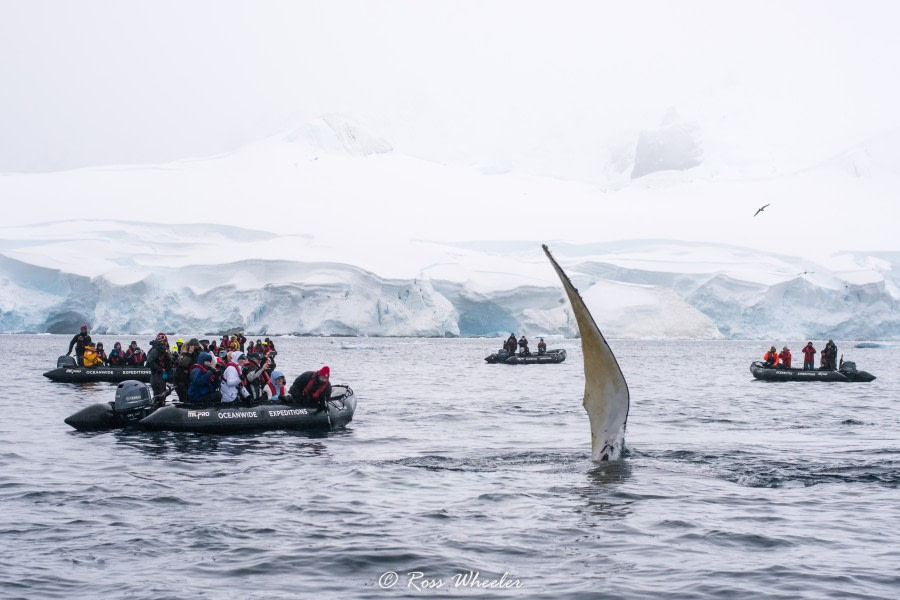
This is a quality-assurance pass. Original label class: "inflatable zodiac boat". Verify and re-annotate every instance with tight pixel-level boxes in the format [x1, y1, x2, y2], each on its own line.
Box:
[484, 349, 566, 365]
[64, 380, 357, 432]
[750, 360, 876, 382]
[44, 355, 151, 383]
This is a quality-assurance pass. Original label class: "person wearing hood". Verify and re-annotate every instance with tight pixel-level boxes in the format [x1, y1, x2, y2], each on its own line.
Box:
[188, 352, 222, 404]
[107, 342, 126, 366]
[67, 325, 93, 366]
[288, 366, 332, 408]
[266, 370, 289, 403]
[537, 338, 547, 355]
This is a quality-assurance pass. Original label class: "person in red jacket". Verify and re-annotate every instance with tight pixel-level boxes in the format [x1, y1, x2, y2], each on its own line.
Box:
[801, 342, 817, 370]
[778, 346, 792, 368]
[763, 346, 780, 367]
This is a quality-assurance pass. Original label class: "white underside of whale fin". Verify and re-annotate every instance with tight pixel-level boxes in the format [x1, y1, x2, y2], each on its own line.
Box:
[543, 245, 630, 462]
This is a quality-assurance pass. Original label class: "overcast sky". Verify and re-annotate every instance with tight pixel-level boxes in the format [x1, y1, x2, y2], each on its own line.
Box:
[2, 0, 898, 174]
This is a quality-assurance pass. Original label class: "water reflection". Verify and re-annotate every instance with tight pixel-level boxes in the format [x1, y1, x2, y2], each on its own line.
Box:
[111, 429, 332, 461]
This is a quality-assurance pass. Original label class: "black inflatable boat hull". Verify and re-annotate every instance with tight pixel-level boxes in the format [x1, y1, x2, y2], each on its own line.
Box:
[485, 349, 566, 365]
[750, 361, 875, 382]
[44, 366, 151, 383]
[65, 385, 356, 432]
[139, 394, 356, 433]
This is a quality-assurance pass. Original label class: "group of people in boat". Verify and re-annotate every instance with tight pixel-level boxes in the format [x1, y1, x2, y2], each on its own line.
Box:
[68, 326, 147, 367]
[502, 333, 548, 357]
[66, 326, 277, 369]
[66, 326, 328, 407]
[762, 339, 839, 370]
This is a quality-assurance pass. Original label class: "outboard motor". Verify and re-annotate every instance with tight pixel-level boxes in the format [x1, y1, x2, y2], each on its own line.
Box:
[839, 361, 857, 373]
[113, 380, 155, 423]
[57, 355, 77, 368]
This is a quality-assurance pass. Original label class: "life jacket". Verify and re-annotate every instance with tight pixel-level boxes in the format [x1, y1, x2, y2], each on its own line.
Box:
[83, 346, 103, 367]
[266, 378, 285, 399]
[763, 351, 779, 365]
[302, 376, 329, 400]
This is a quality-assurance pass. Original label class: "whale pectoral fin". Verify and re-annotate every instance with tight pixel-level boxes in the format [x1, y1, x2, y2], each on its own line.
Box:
[543, 244, 630, 462]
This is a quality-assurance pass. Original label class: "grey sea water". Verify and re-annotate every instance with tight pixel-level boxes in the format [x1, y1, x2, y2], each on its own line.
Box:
[1, 335, 898, 599]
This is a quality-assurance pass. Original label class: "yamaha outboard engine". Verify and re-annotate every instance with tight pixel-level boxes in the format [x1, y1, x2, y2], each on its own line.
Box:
[57, 355, 77, 368]
[112, 380, 155, 424]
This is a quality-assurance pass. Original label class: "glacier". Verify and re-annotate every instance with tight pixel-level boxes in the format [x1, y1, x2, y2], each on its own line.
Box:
[1, 115, 897, 339]
[0, 222, 897, 339]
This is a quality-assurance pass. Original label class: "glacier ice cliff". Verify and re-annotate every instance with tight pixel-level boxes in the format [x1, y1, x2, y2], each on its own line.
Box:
[0, 224, 897, 339]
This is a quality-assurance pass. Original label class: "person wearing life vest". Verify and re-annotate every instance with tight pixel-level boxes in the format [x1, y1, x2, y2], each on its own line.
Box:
[241, 352, 272, 401]
[95, 342, 108, 365]
[778, 346, 792, 369]
[107, 342, 126, 366]
[173, 338, 201, 402]
[267, 370, 289, 403]
[289, 366, 332, 408]
[125, 341, 146, 366]
[67, 325, 93, 366]
[801, 342, 817, 370]
[763, 346, 780, 367]
[537, 338, 547, 355]
[221, 352, 249, 404]
[188, 352, 222, 403]
[82, 344, 103, 367]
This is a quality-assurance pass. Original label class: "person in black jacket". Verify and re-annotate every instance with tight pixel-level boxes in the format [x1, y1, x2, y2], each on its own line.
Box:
[146, 333, 174, 396]
[288, 366, 332, 407]
[172, 338, 201, 402]
[67, 325, 92, 366]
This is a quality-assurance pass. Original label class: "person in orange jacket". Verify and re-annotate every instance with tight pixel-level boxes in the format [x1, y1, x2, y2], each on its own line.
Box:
[763, 346, 780, 367]
[778, 346, 792, 368]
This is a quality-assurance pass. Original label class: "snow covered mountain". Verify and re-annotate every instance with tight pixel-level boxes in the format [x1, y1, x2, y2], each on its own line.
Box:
[1, 115, 897, 339]
[0, 221, 897, 339]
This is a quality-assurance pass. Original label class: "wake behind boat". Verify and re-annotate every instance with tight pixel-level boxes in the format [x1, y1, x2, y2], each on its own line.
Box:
[65, 380, 356, 432]
[44, 355, 151, 383]
[484, 348, 566, 365]
[750, 360, 876, 382]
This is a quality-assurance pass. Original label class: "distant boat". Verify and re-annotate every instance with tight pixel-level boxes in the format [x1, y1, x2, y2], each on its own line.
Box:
[750, 361, 875, 382]
[44, 355, 150, 383]
[484, 348, 566, 365]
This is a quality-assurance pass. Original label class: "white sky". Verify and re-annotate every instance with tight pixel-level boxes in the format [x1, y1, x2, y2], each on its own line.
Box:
[2, 0, 897, 173]
[1, 1, 898, 258]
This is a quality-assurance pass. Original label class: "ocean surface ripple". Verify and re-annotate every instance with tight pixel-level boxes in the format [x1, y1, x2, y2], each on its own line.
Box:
[1, 336, 898, 599]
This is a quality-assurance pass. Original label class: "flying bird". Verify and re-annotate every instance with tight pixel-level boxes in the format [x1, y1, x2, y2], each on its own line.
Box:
[754, 203, 770, 217]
